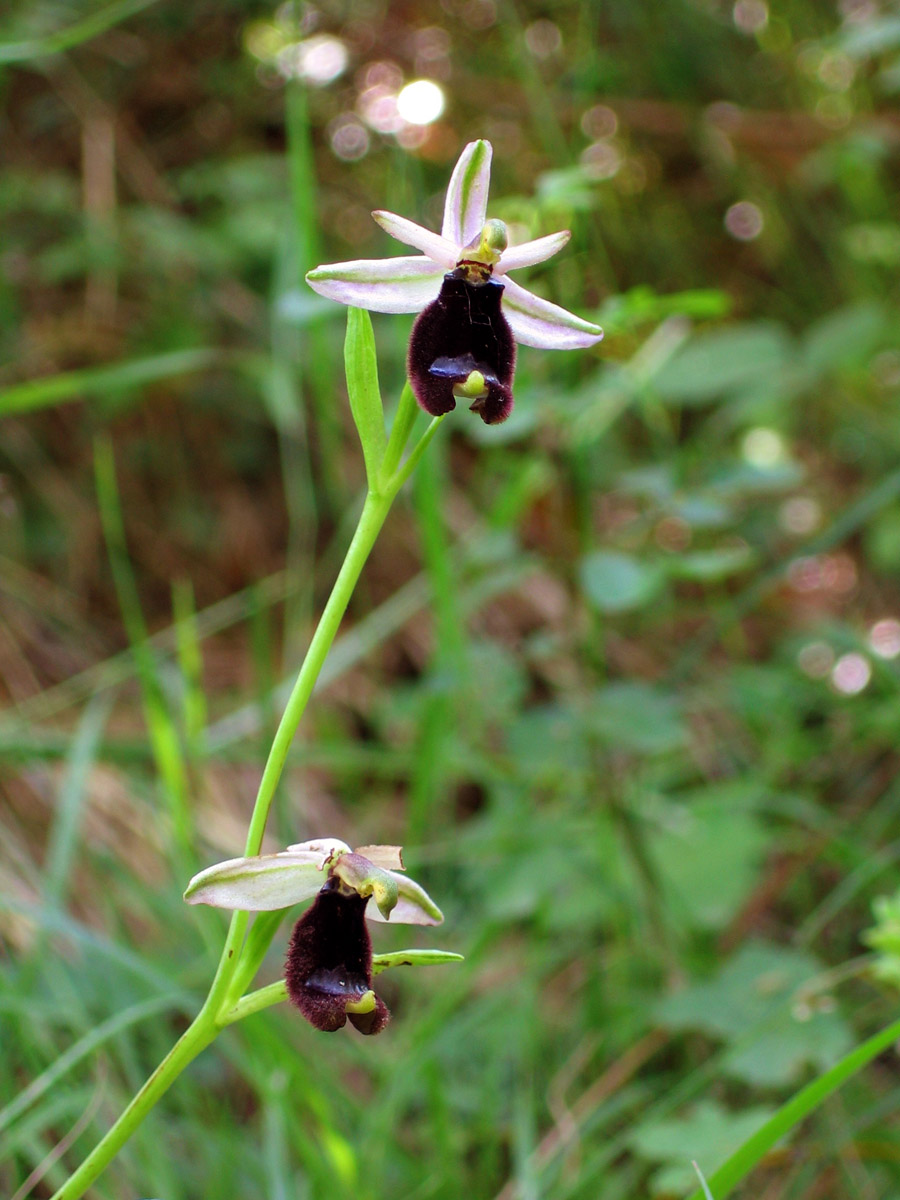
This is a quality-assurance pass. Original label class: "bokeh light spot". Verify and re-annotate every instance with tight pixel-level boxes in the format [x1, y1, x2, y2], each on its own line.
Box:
[461, 0, 496, 30]
[780, 496, 821, 536]
[396, 80, 445, 125]
[328, 114, 370, 161]
[581, 105, 618, 141]
[742, 427, 785, 466]
[580, 141, 622, 180]
[280, 34, 348, 84]
[524, 19, 562, 57]
[870, 619, 900, 659]
[818, 53, 855, 91]
[832, 653, 871, 694]
[733, 0, 769, 33]
[725, 201, 764, 241]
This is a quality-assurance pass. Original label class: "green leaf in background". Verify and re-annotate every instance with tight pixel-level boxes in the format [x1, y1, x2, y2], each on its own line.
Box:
[579, 550, 666, 614]
[863, 889, 900, 988]
[655, 322, 793, 406]
[648, 783, 770, 930]
[588, 681, 687, 754]
[0, 349, 223, 417]
[865, 504, 900, 571]
[801, 301, 888, 374]
[343, 307, 387, 488]
[596, 285, 731, 337]
[667, 544, 755, 583]
[505, 704, 590, 783]
[656, 941, 854, 1086]
[627, 1099, 776, 1197]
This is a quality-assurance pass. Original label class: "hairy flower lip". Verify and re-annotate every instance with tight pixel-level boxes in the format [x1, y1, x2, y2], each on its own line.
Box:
[285, 886, 391, 1035]
[305, 139, 603, 352]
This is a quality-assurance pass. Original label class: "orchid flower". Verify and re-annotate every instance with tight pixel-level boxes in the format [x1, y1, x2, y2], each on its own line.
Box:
[185, 839, 450, 1035]
[306, 139, 603, 425]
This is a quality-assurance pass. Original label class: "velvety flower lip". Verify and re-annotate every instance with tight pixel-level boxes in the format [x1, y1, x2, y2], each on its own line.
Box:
[285, 882, 390, 1035]
[183, 838, 443, 925]
[305, 139, 603, 352]
[407, 275, 516, 425]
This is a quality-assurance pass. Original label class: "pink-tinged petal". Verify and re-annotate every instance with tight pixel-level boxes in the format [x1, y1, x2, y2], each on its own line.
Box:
[306, 257, 444, 314]
[442, 140, 492, 248]
[496, 230, 571, 274]
[372, 211, 457, 268]
[501, 277, 604, 350]
[366, 870, 444, 926]
[286, 838, 351, 868]
[353, 844, 405, 871]
[184, 851, 329, 911]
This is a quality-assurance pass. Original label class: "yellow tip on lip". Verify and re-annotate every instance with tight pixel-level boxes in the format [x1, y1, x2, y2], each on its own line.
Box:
[344, 990, 376, 1015]
[453, 370, 488, 401]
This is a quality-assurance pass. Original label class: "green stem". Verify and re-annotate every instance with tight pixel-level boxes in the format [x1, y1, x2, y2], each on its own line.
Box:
[684, 1014, 900, 1200]
[207, 397, 441, 1013]
[48, 1013, 217, 1200]
[223, 979, 289, 1024]
[50, 394, 444, 1200]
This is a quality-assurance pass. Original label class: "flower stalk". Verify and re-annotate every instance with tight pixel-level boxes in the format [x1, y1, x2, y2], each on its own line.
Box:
[50, 316, 446, 1200]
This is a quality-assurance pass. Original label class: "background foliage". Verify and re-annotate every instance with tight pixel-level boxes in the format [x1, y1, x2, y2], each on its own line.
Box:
[3, 0, 900, 1197]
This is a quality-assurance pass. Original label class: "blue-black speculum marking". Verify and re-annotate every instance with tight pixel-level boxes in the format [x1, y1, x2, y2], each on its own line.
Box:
[407, 268, 516, 426]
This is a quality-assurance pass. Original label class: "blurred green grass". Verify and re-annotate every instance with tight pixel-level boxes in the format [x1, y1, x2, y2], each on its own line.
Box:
[3, 0, 900, 1197]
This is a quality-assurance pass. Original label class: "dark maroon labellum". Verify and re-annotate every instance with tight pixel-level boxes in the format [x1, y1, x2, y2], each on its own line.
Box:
[407, 272, 516, 425]
[285, 882, 390, 1035]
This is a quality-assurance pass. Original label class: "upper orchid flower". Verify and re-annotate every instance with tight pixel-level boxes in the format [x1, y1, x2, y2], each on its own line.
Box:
[185, 839, 450, 1035]
[306, 140, 603, 425]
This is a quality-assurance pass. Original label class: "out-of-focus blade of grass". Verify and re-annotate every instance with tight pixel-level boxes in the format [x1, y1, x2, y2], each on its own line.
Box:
[248, 583, 277, 745]
[0, 897, 185, 992]
[262, 346, 316, 671]
[11, 569, 295, 724]
[2, 1092, 92, 1187]
[41, 693, 112, 913]
[94, 435, 193, 856]
[0, 348, 224, 416]
[683, 1014, 900, 1200]
[0, 995, 184, 1136]
[284, 79, 342, 513]
[407, 442, 467, 845]
[261, 1076, 292, 1200]
[498, 0, 568, 158]
[0, 0, 160, 63]
[172, 579, 207, 762]
[206, 531, 536, 751]
[268, 83, 320, 662]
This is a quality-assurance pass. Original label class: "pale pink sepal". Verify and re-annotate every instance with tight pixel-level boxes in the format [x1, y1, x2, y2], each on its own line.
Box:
[367, 873, 444, 926]
[371, 212, 457, 268]
[286, 838, 352, 864]
[500, 277, 604, 350]
[441, 139, 492, 248]
[353, 844, 405, 870]
[497, 230, 572, 274]
[184, 850, 332, 911]
[306, 256, 444, 314]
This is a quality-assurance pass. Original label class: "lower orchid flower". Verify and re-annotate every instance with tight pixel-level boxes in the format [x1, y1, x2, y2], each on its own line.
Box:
[185, 839, 452, 1035]
[306, 139, 603, 425]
